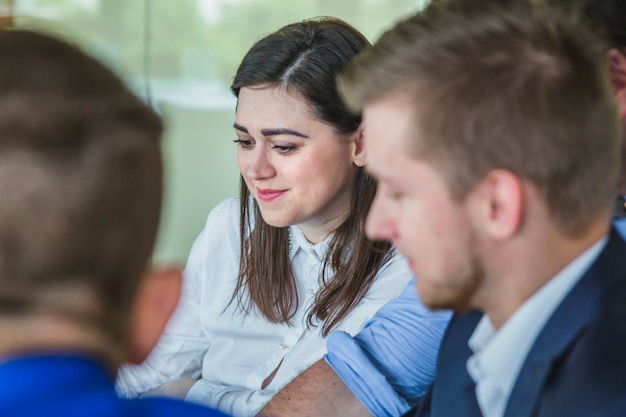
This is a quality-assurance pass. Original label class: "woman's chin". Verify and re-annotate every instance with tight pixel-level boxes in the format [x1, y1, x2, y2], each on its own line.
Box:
[258, 213, 292, 229]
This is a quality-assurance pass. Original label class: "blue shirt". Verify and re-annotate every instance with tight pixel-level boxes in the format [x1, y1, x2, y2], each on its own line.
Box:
[614, 217, 626, 238]
[324, 277, 452, 417]
[0, 353, 229, 417]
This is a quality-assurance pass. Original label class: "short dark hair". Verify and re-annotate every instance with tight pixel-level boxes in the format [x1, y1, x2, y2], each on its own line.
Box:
[0, 29, 164, 340]
[340, 0, 621, 236]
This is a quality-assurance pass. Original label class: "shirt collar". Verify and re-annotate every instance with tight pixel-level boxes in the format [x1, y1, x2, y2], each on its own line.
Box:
[288, 226, 331, 261]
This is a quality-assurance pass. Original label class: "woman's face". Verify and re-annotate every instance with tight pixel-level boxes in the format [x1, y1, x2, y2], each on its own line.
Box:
[235, 86, 363, 243]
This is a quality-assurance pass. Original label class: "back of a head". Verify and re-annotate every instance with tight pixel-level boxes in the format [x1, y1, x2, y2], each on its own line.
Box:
[0, 29, 164, 341]
[341, 0, 622, 236]
[231, 17, 370, 135]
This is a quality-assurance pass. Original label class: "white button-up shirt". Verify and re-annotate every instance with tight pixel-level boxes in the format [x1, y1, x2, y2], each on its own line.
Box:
[117, 198, 411, 417]
[466, 237, 607, 417]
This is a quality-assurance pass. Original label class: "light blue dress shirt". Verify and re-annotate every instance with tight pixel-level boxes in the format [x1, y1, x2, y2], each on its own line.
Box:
[324, 277, 452, 417]
[614, 217, 626, 238]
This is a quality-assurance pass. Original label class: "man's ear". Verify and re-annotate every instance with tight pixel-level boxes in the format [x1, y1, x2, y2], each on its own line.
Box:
[474, 169, 524, 240]
[352, 123, 366, 167]
[608, 48, 626, 92]
[127, 267, 182, 364]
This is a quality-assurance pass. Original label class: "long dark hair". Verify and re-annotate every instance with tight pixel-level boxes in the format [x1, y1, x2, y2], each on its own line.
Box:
[230, 17, 392, 336]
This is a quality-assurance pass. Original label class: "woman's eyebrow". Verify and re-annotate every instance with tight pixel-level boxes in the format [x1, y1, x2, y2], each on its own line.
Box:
[233, 123, 309, 139]
[233, 123, 248, 133]
[261, 127, 309, 138]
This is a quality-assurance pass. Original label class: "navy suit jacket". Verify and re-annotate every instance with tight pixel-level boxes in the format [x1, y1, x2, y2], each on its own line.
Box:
[413, 227, 626, 417]
[0, 354, 229, 417]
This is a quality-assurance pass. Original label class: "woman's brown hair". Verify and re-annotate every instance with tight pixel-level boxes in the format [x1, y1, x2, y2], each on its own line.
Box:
[230, 17, 393, 336]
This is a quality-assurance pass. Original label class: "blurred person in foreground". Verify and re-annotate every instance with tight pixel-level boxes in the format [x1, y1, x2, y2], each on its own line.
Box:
[0, 29, 227, 417]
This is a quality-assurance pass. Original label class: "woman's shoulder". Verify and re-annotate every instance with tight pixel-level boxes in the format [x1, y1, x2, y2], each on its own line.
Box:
[183, 198, 243, 286]
[379, 247, 406, 270]
[367, 248, 412, 295]
[205, 197, 241, 221]
[198, 197, 244, 233]
[187, 198, 242, 260]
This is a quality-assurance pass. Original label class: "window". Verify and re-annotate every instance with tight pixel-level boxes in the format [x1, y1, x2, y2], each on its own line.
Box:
[5, 0, 428, 263]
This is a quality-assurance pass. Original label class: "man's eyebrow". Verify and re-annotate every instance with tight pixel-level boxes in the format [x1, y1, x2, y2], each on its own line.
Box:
[232, 123, 309, 139]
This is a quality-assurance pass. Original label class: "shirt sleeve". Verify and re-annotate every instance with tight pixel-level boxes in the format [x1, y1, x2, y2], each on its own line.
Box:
[116, 199, 235, 397]
[324, 278, 452, 417]
[186, 379, 274, 417]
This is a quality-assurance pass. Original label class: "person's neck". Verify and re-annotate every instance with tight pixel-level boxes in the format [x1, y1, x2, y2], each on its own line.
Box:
[0, 315, 123, 368]
[296, 213, 348, 245]
[478, 217, 609, 330]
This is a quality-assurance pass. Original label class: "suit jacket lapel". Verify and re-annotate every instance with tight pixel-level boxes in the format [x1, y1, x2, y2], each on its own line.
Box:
[432, 310, 483, 417]
[504, 228, 625, 417]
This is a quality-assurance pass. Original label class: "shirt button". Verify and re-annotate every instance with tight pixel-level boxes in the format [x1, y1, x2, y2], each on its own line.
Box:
[306, 288, 314, 295]
[279, 343, 288, 351]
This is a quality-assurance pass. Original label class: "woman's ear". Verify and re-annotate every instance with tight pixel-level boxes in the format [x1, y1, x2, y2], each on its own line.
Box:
[352, 123, 366, 167]
[127, 267, 182, 364]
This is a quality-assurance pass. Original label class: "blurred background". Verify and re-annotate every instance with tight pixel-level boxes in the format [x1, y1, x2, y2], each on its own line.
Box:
[1, 0, 428, 265]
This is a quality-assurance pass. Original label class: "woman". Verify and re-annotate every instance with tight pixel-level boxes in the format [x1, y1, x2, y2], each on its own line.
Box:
[117, 17, 412, 417]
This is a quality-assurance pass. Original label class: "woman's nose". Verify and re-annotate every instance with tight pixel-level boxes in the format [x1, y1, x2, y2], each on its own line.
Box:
[244, 147, 276, 180]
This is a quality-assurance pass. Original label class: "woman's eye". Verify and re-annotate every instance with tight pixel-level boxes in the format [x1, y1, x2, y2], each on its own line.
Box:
[272, 145, 296, 155]
[233, 139, 254, 149]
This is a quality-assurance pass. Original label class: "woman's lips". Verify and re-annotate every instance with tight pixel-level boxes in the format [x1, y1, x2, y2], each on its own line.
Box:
[256, 188, 287, 202]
